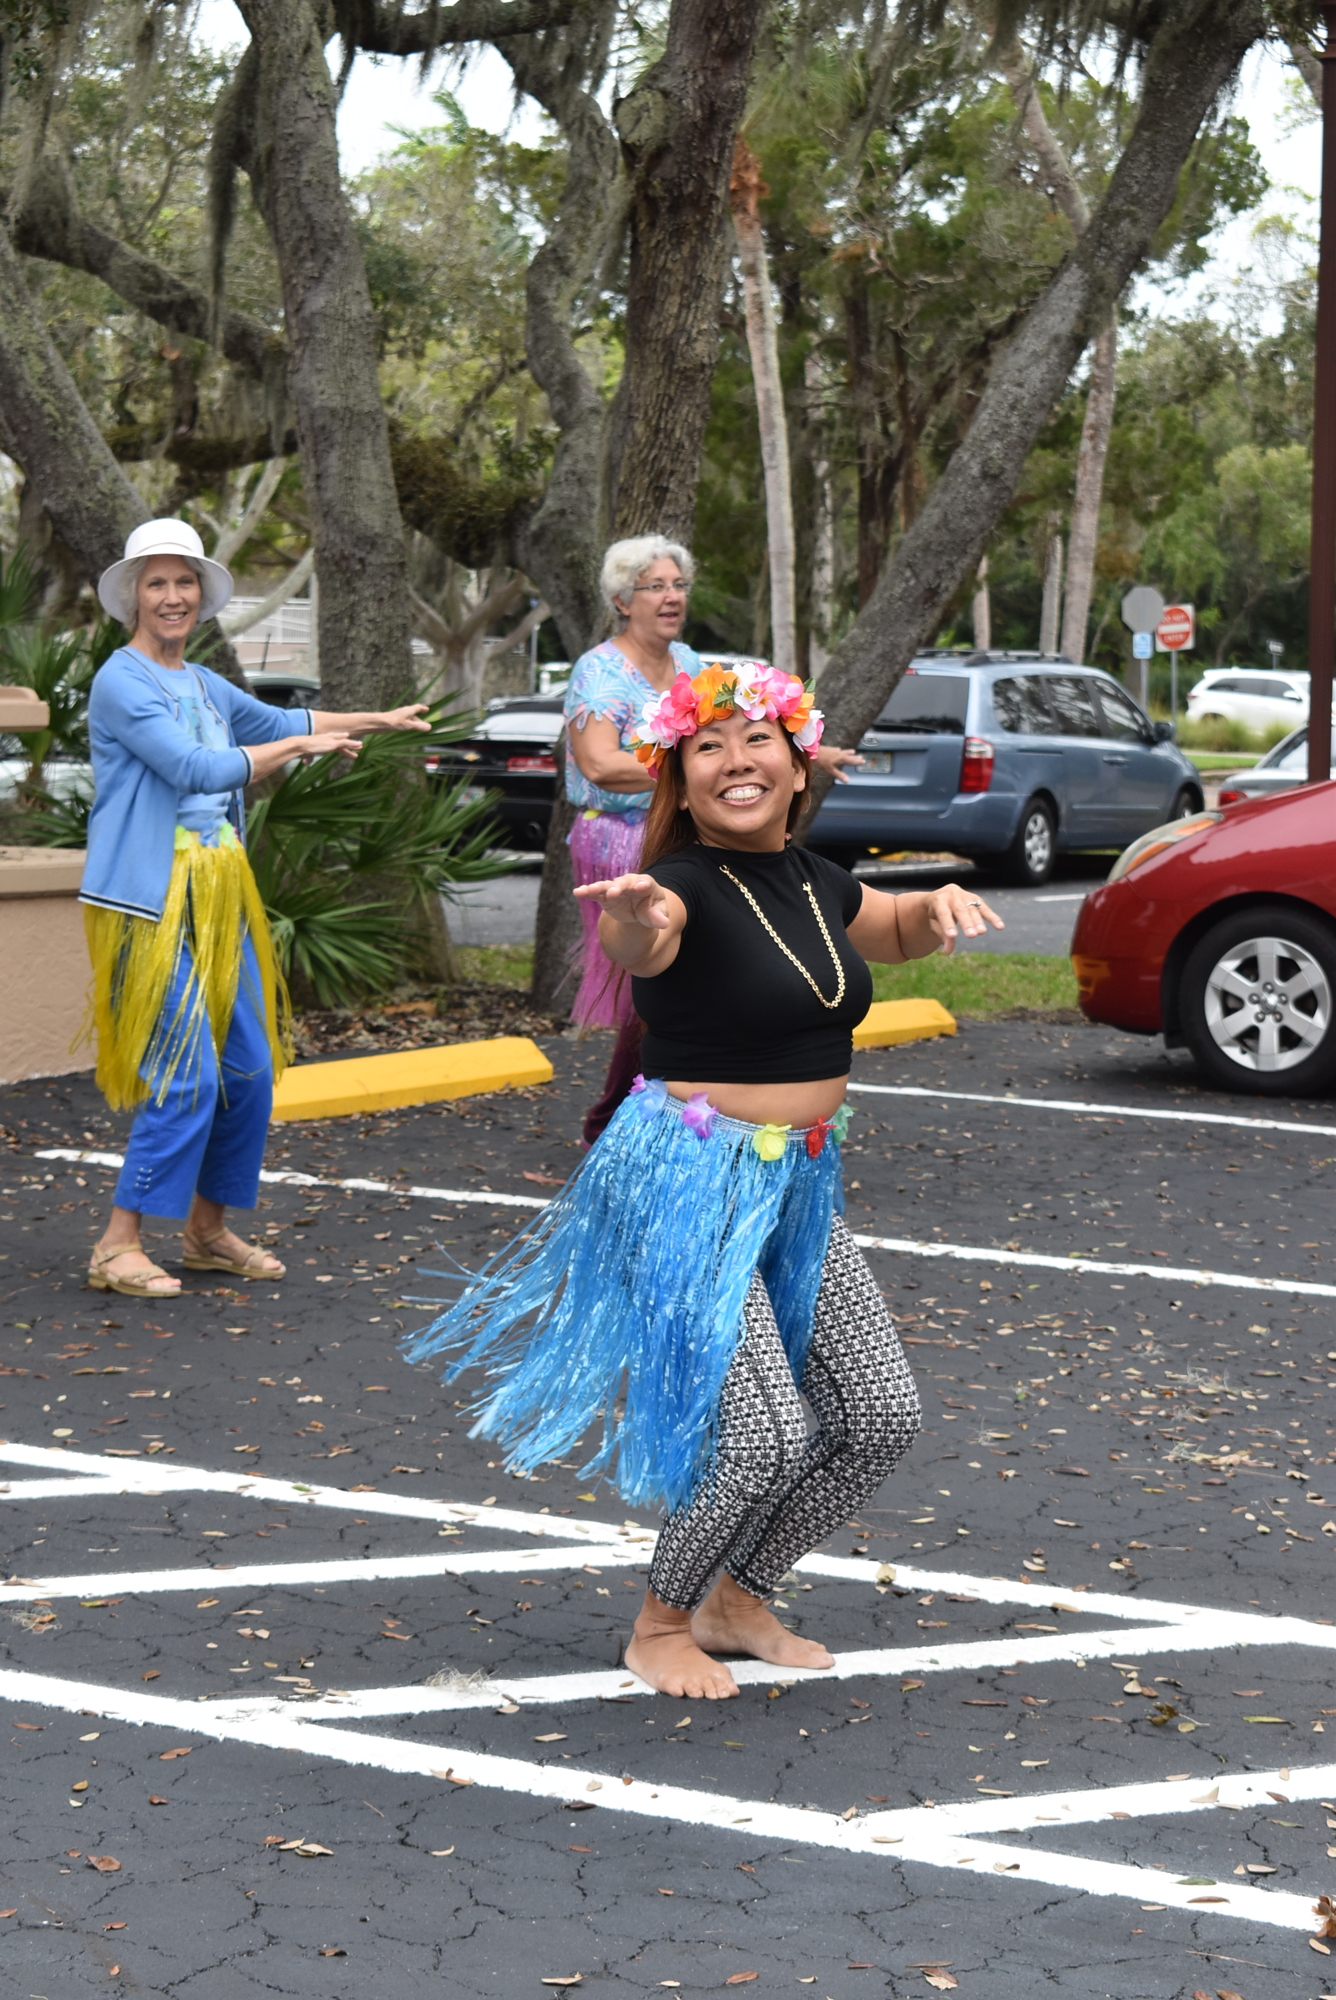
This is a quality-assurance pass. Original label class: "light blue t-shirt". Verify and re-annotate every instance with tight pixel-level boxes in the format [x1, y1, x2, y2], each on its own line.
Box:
[142, 661, 233, 837]
[563, 638, 700, 818]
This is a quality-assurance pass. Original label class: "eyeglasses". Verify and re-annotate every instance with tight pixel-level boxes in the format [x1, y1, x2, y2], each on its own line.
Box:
[632, 579, 688, 597]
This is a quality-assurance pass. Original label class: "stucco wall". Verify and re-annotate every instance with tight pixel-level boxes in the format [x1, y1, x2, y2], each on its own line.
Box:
[0, 848, 93, 1085]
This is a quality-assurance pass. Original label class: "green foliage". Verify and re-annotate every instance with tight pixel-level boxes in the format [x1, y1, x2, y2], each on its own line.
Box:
[246, 713, 509, 1008]
[868, 950, 1078, 1017]
[1176, 713, 1292, 754]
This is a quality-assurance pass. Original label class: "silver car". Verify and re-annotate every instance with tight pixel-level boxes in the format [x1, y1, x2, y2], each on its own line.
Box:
[1217, 724, 1336, 804]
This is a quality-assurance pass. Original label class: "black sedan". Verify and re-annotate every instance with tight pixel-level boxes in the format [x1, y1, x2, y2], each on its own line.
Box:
[430, 694, 565, 851]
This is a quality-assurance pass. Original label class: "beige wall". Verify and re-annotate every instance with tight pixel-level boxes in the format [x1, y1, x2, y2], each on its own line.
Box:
[0, 849, 94, 1086]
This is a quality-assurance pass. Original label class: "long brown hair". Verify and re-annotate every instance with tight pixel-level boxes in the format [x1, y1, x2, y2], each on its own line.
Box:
[639, 733, 811, 869]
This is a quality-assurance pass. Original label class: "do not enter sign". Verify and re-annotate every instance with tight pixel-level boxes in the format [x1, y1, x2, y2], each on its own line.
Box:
[1156, 603, 1194, 651]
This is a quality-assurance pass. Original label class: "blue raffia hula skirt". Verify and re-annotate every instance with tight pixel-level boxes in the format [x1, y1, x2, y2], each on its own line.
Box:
[403, 1082, 850, 1512]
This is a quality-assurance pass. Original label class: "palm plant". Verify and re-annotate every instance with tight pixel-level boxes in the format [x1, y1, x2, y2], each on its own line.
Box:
[246, 706, 508, 1007]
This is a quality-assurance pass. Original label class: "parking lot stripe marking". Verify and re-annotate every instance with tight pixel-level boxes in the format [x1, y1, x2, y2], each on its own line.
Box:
[0, 1545, 645, 1598]
[0, 1442, 656, 1545]
[0, 1663, 1322, 1931]
[32, 1148, 550, 1211]
[26, 1151, 1332, 1297]
[845, 1080, 1336, 1141]
[851, 1231, 1336, 1297]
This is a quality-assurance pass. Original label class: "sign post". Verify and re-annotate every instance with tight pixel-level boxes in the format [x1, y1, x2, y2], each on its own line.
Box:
[1121, 585, 1166, 707]
[1155, 603, 1195, 725]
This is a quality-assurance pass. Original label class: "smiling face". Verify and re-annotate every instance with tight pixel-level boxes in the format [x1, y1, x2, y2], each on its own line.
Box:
[132, 558, 202, 648]
[677, 709, 806, 851]
[617, 555, 688, 650]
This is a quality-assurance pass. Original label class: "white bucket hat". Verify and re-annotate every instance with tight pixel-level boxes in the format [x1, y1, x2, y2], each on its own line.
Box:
[97, 518, 234, 627]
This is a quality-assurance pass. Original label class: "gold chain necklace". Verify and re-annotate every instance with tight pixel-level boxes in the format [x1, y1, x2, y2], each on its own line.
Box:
[719, 864, 846, 1011]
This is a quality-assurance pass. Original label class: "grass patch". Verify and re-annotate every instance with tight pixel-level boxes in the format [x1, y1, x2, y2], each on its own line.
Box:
[1185, 751, 1261, 771]
[870, 951, 1078, 1018]
[455, 943, 533, 989]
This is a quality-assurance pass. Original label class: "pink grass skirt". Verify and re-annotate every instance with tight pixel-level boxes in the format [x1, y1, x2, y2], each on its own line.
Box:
[567, 810, 645, 1029]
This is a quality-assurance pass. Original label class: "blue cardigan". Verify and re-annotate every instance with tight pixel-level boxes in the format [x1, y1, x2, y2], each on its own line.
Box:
[81, 647, 314, 921]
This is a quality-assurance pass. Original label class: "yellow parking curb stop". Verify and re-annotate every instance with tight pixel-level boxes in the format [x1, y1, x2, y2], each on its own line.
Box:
[852, 998, 957, 1048]
[270, 1036, 554, 1121]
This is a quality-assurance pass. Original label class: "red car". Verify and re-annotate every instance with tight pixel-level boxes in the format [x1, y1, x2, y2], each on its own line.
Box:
[1071, 782, 1336, 1095]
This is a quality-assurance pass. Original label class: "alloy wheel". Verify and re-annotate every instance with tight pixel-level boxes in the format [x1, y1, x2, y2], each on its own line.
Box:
[1203, 934, 1333, 1073]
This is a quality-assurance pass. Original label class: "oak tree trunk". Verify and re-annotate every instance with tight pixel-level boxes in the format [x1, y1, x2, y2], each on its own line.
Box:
[1059, 318, 1118, 664]
[0, 225, 146, 582]
[234, 0, 413, 715]
[805, 0, 1266, 807]
[610, 0, 767, 538]
[730, 140, 796, 673]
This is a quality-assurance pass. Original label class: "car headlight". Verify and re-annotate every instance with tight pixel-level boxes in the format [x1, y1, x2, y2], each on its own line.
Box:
[1107, 811, 1222, 882]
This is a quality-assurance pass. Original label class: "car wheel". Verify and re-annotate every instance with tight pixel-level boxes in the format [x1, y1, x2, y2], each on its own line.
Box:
[997, 798, 1056, 886]
[1169, 785, 1201, 819]
[1180, 907, 1336, 1095]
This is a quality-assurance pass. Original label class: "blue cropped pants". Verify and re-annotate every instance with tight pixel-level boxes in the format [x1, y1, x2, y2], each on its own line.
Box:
[113, 934, 273, 1221]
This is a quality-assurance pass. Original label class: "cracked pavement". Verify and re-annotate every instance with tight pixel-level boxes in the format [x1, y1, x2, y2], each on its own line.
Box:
[0, 1021, 1334, 1997]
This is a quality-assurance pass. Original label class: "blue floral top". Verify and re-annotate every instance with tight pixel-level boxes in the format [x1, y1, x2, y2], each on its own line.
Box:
[563, 638, 701, 818]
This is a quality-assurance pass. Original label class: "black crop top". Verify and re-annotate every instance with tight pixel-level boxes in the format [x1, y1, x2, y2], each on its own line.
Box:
[632, 843, 874, 1083]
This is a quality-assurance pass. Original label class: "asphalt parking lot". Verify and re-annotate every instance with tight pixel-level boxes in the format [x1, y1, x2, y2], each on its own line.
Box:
[1, 1018, 1334, 1998]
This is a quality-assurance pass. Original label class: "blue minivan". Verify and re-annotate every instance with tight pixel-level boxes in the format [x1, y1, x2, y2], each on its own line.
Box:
[806, 650, 1204, 885]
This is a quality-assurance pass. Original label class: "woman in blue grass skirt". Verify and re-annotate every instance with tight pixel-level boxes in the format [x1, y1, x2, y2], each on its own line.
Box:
[406, 661, 1002, 1697]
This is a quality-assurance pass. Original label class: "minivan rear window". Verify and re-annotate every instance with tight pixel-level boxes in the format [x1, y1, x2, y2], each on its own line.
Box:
[876, 672, 969, 734]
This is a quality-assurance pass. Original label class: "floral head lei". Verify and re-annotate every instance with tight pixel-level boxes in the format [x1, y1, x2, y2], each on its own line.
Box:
[629, 662, 823, 777]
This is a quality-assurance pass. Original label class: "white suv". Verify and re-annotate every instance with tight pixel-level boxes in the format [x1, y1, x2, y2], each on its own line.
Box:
[1186, 668, 1309, 733]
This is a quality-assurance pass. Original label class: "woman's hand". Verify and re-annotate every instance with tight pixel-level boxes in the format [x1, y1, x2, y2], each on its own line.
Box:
[297, 731, 361, 762]
[815, 742, 864, 783]
[847, 878, 1003, 964]
[923, 883, 1004, 956]
[574, 872, 673, 929]
[374, 703, 432, 732]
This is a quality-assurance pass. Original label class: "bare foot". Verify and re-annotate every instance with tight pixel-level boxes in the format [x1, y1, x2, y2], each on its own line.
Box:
[624, 1591, 740, 1699]
[691, 1573, 834, 1672]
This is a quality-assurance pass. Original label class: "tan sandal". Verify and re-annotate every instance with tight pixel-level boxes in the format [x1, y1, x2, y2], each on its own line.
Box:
[181, 1232, 286, 1280]
[88, 1242, 182, 1298]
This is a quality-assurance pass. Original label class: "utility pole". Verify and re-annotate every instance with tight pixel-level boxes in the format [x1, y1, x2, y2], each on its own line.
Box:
[1308, 2, 1336, 783]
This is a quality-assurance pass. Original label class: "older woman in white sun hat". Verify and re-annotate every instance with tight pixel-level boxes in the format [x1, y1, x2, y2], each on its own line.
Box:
[82, 517, 429, 1299]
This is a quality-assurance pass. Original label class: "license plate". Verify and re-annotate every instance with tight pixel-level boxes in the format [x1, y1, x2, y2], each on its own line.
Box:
[860, 751, 894, 773]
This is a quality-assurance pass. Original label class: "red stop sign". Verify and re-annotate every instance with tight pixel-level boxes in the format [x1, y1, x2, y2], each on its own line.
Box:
[1157, 603, 1194, 650]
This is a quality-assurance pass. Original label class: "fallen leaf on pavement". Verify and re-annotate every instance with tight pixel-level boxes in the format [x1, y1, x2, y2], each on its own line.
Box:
[725, 1976, 759, 1985]
[539, 1979, 582, 1988]
[87, 1856, 120, 1873]
[104, 1922, 126, 1932]
[141, 1671, 160, 1681]
[148, 1795, 167, 1805]
[924, 1976, 958, 1992]
[158, 1746, 192, 1760]
[0, 1909, 17, 1918]
[318, 1947, 346, 1956]
[430, 1847, 455, 1856]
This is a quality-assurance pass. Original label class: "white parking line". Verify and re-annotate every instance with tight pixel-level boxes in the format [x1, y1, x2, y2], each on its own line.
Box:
[846, 1081, 1336, 1141]
[851, 1231, 1336, 1298]
[32, 1148, 549, 1210]
[0, 1662, 1324, 1933]
[27, 1151, 1331, 1299]
[5, 1442, 1334, 1933]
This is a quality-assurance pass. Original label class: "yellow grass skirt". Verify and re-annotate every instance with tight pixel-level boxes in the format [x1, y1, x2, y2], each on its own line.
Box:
[83, 825, 292, 1113]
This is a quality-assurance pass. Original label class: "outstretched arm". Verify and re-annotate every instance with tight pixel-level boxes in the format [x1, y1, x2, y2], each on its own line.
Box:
[575, 873, 688, 977]
[846, 881, 1004, 963]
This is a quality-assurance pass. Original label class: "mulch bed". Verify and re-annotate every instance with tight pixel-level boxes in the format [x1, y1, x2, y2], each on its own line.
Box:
[291, 986, 567, 1062]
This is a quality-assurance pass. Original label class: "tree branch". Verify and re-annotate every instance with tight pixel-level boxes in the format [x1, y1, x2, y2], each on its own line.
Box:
[994, 32, 1090, 234]
[806, 0, 1268, 801]
[210, 455, 289, 567]
[1288, 32, 1322, 107]
[337, 0, 582, 55]
[218, 546, 314, 636]
[10, 157, 282, 381]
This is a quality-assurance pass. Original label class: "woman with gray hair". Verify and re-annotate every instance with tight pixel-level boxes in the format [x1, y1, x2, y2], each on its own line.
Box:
[564, 535, 701, 1039]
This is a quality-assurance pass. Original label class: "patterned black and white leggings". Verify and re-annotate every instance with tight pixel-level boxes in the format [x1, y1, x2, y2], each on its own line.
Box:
[647, 1216, 921, 1609]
